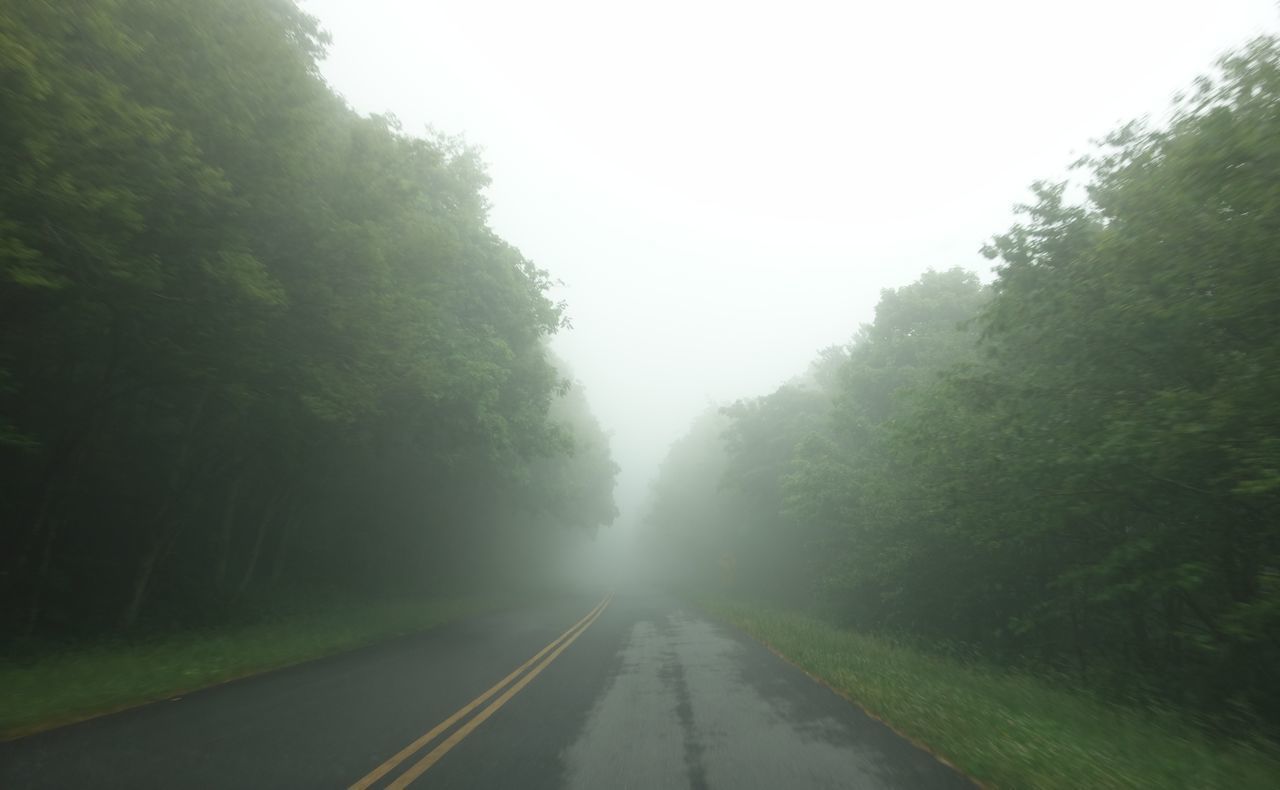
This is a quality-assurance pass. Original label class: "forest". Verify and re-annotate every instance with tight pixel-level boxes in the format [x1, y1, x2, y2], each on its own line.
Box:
[0, 0, 618, 640]
[646, 36, 1280, 729]
[4, 0, 1279, 757]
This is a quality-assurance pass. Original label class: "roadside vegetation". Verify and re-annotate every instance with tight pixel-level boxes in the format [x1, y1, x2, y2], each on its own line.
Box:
[0, 0, 617, 645]
[0, 595, 498, 739]
[1, 1, 618, 746]
[645, 30, 1280, 765]
[706, 600, 1280, 790]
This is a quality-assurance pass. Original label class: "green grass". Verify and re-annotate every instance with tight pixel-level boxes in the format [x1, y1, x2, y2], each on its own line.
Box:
[0, 596, 498, 739]
[702, 599, 1280, 789]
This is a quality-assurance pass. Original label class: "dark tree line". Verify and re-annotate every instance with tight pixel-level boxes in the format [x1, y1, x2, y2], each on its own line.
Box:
[647, 38, 1280, 726]
[0, 0, 617, 640]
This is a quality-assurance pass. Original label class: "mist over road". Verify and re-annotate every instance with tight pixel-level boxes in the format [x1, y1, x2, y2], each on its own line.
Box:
[2, 592, 972, 789]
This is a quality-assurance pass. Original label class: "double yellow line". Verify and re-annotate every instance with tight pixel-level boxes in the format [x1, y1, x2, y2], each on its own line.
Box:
[349, 593, 613, 790]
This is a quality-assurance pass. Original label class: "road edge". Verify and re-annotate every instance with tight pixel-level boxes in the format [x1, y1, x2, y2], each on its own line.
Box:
[686, 597, 985, 789]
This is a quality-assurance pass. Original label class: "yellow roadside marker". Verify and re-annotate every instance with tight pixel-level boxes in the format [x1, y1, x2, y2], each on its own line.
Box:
[349, 593, 612, 790]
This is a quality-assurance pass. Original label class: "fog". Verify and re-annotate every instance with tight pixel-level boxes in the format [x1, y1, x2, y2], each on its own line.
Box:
[6, 1, 1280, 773]
[301, 0, 1278, 547]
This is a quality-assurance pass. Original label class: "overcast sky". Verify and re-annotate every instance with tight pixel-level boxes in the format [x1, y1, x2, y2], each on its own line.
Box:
[300, 0, 1277, 532]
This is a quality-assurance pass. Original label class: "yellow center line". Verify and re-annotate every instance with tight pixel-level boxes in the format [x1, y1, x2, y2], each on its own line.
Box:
[348, 593, 612, 790]
[386, 592, 612, 789]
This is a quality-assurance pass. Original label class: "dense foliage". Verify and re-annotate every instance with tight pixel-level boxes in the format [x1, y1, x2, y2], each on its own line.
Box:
[0, 0, 616, 639]
[648, 38, 1280, 725]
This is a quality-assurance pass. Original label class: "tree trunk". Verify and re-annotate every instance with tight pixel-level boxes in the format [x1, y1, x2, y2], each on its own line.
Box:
[15, 313, 123, 576]
[215, 474, 245, 595]
[22, 514, 63, 636]
[236, 493, 283, 598]
[267, 496, 300, 589]
[121, 529, 166, 630]
[119, 385, 212, 629]
[14, 439, 77, 575]
[20, 429, 103, 635]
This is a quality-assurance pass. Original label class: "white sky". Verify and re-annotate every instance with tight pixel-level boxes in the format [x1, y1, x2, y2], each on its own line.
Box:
[301, 0, 1278, 531]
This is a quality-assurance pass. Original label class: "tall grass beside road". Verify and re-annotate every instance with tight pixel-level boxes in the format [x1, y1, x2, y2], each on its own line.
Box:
[704, 600, 1280, 789]
[1, 596, 497, 739]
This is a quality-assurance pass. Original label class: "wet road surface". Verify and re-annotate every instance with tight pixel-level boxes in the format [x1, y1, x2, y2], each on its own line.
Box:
[2, 590, 974, 789]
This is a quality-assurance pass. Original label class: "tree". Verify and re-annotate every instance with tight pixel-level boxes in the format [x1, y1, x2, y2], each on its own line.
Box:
[0, 0, 616, 638]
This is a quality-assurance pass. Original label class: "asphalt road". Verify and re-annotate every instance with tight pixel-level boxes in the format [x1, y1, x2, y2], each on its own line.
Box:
[2, 590, 975, 789]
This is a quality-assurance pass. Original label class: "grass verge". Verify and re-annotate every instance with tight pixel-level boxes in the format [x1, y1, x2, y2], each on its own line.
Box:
[702, 599, 1280, 789]
[0, 596, 498, 740]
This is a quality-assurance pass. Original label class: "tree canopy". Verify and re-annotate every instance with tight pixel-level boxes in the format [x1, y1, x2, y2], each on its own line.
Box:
[0, 0, 617, 637]
[646, 36, 1280, 727]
